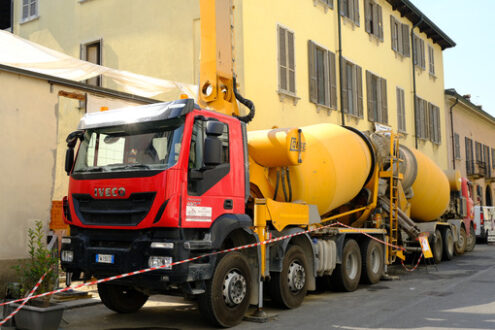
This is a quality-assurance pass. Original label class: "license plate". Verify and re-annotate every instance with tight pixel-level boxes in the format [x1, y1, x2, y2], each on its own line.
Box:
[96, 254, 114, 264]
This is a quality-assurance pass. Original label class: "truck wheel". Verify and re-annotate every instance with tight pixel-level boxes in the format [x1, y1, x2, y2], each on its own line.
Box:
[431, 229, 443, 264]
[360, 239, 383, 284]
[199, 252, 251, 327]
[466, 224, 476, 252]
[442, 227, 454, 261]
[97, 283, 148, 313]
[330, 239, 361, 292]
[454, 226, 466, 256]
[270, 245, 308, 309]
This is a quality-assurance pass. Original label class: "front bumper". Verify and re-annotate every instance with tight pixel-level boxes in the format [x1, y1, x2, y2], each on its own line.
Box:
[60, 227, 216, 291]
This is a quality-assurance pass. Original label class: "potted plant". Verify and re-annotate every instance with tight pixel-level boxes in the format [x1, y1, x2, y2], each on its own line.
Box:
[8, 220, 65, 330]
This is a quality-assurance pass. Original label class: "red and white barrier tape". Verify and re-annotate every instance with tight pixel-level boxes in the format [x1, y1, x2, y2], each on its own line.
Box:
[0, 270, 49, 326]
[401, 253, 424, 272]
[334, 222, 405, 251]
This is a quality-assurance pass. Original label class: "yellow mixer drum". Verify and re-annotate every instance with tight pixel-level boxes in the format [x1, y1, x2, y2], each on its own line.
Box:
[409, 149, 450, 221]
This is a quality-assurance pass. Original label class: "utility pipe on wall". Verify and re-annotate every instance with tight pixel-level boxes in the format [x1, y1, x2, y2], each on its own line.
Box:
[337, 0, 345, 126]
[450, 97, 459, 169]
[411, 16, 423, 149]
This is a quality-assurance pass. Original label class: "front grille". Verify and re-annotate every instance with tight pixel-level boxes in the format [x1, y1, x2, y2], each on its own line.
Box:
[72, 192, 156, 226]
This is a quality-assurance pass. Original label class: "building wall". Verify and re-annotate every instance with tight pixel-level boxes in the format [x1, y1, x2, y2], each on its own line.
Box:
[445, 93, 495, 206]
[241, 0, 448, 168]
[14, 0, 450, 169]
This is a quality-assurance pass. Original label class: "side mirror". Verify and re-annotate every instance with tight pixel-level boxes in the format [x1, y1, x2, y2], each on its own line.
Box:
[203, 136, 222, 166]
[65, 148, 75, 175]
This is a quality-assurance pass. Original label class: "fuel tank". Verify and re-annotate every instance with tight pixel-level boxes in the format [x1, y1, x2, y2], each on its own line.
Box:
[249, 123, 373, 215]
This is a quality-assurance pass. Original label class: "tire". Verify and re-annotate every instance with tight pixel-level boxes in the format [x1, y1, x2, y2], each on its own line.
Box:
[360, 239, 384, 284]
[97, 283, 148, 313]
[329, 239, 361, 292]
[466, 224, 476, 252]
[198, 252, 251, 328]
[270, 245, 308, 309]
[442, 227, 454, 261]
[431, 229, 443, 264]
[454, 226, 466, 256]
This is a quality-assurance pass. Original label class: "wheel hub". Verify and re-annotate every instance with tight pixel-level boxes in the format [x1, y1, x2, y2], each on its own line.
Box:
[223, 270, 247, 307]
[287, 261, 306, 292]
[370, 248, 380, 273]
[346, 252, 358, 280]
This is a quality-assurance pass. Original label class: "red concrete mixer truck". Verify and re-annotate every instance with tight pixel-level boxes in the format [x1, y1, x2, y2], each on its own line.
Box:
[59, 0, 474, 327]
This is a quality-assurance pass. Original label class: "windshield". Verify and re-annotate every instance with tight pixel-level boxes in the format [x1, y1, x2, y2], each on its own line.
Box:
[73, 119, 184, 174]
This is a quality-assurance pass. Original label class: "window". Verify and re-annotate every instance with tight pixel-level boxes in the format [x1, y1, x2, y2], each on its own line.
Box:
[484, 145, 491, 177]
[316, 0, 334, 9]
[278, 26, 296, 95]
[340, 0, 360, 25]
[465, 138, 473, 161]
[342, 59, 363, 117]
[22, 0, 38, 21]
[428, 103, 441, 144]
[396, 87, 405, 132]
[414, 96, 428, 139]
[366, 71, 387, 124]
[413, 34, 425, 69]
[82, 40, 102, 86]
[364, 0, 383, 40]
[454, 133, 461, 160]
[390, 16, 410, 57]
[308, 41, 337, 108]
[428, 45, 435, 75]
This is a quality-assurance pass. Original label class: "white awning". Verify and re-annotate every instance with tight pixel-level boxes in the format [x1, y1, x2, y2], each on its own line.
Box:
[0, 30, 198, 98]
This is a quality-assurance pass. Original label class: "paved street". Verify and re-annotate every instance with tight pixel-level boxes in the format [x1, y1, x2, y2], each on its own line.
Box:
[51, 244, 495, 330]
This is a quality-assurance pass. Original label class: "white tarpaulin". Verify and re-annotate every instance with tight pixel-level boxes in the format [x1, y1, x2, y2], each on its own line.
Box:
[0, 30, 198, 98]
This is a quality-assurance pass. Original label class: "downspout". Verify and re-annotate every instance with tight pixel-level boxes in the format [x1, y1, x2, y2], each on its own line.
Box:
[450, 97, 459, 169]
[337, 0, 345, 126]
[411, 16, 423, 149]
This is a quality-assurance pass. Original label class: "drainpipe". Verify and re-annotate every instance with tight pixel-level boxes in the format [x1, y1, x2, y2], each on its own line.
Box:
[450, 97, 459, 169]
[337, 0, 345, 126]
[411, 16, 423, 149]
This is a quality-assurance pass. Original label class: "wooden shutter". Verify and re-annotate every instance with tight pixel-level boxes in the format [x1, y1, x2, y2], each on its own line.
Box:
[356, 65, 363, 117]
[323, 50, 330, 107]
[378, 6, 384, 41]
[428, 103, 434, 142]
[287, 31, 295, 93]
[342, 60, 349, 113]
[390, 16, 397, 51]
[353, 0, 360, 25]
[308, 41, 317, 103]
[412, 34, 418, 65]
[422, 99, 428, 139]
[420, 39, 425, 69]
[435, 106, 441, 143]
[372, 4, 379, 37]
[414, 97, 420, 138]
[366, 71, 374, 122]
[278, 26, 287, 91]
[365, 0, 371, 33]
[429, 45, 435, 74]
[380, 78, 387, 124]
[401, 24, 409, 56]
[329, 51, 337, 109]
[396, 87, 403, 131]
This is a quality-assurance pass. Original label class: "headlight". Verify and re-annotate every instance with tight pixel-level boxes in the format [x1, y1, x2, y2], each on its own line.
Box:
[61, 250, 74, 262]
[150, 242, 174, 249]
[62, 237, 71, 244]
[148, 256, 172, 269]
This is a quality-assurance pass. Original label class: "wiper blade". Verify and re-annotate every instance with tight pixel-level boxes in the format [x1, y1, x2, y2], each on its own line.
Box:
[109, 163, 151, 171]
[76, 166, 105, 172]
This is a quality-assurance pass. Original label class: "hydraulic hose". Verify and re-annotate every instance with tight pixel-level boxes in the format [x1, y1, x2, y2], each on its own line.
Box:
[232, 76, 255, 123]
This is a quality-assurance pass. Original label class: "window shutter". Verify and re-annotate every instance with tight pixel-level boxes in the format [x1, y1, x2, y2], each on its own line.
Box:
[278, 26, 287, 91]
[428, 103, 434, 142]
[353, 0, 360, 25]
[422, 99, 428, 139]
[308, 41, 317, 103]
[364, 0, 371, 33]
[287, 31, 295, 93]
[380, 78, 387, 124]
[420, 39, 425, 69]
[340, 0, 345, 16]
[323, 50, 330, 107]
[414, 97, 420, 138]
[356, 65, 363, 117]
[412, 35, 418, 65]
[366, 71, 374, 122]
[401, 24, 409, 56]
[436, 107, 441, 143]
[342, 60, 349, 113]
[396, 87, 402, 130]
[377, 5, 383, 40]
[372, 4, 379, 37]
[329, 51, 337, 109]
[390, 16, 397, 51]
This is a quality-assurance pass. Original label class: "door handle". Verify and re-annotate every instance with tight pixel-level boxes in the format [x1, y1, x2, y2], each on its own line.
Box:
[224, 199, 233, 210]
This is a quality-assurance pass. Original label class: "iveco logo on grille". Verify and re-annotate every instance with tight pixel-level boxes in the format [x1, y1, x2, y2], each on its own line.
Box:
[94, 187, 126, 198]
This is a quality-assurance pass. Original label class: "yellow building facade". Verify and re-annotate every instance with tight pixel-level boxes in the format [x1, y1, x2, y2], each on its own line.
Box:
[13, 0, 454, 168]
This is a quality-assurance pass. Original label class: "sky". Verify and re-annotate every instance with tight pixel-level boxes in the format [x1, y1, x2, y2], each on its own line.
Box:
[413, 0, 495, 117]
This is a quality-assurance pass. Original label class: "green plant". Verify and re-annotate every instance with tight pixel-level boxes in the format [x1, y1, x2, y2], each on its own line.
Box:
[12, 220, 58, 306]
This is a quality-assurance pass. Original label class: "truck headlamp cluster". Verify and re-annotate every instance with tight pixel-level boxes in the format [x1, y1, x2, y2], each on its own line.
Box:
[62, 237, 71, 244]
[61, 250, 74, 262]
[150, 242, 174, 249]
[148, 256, 172, 269]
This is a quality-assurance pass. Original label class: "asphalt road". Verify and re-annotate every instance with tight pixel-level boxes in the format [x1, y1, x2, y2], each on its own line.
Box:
[53, 244, 495, 329]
